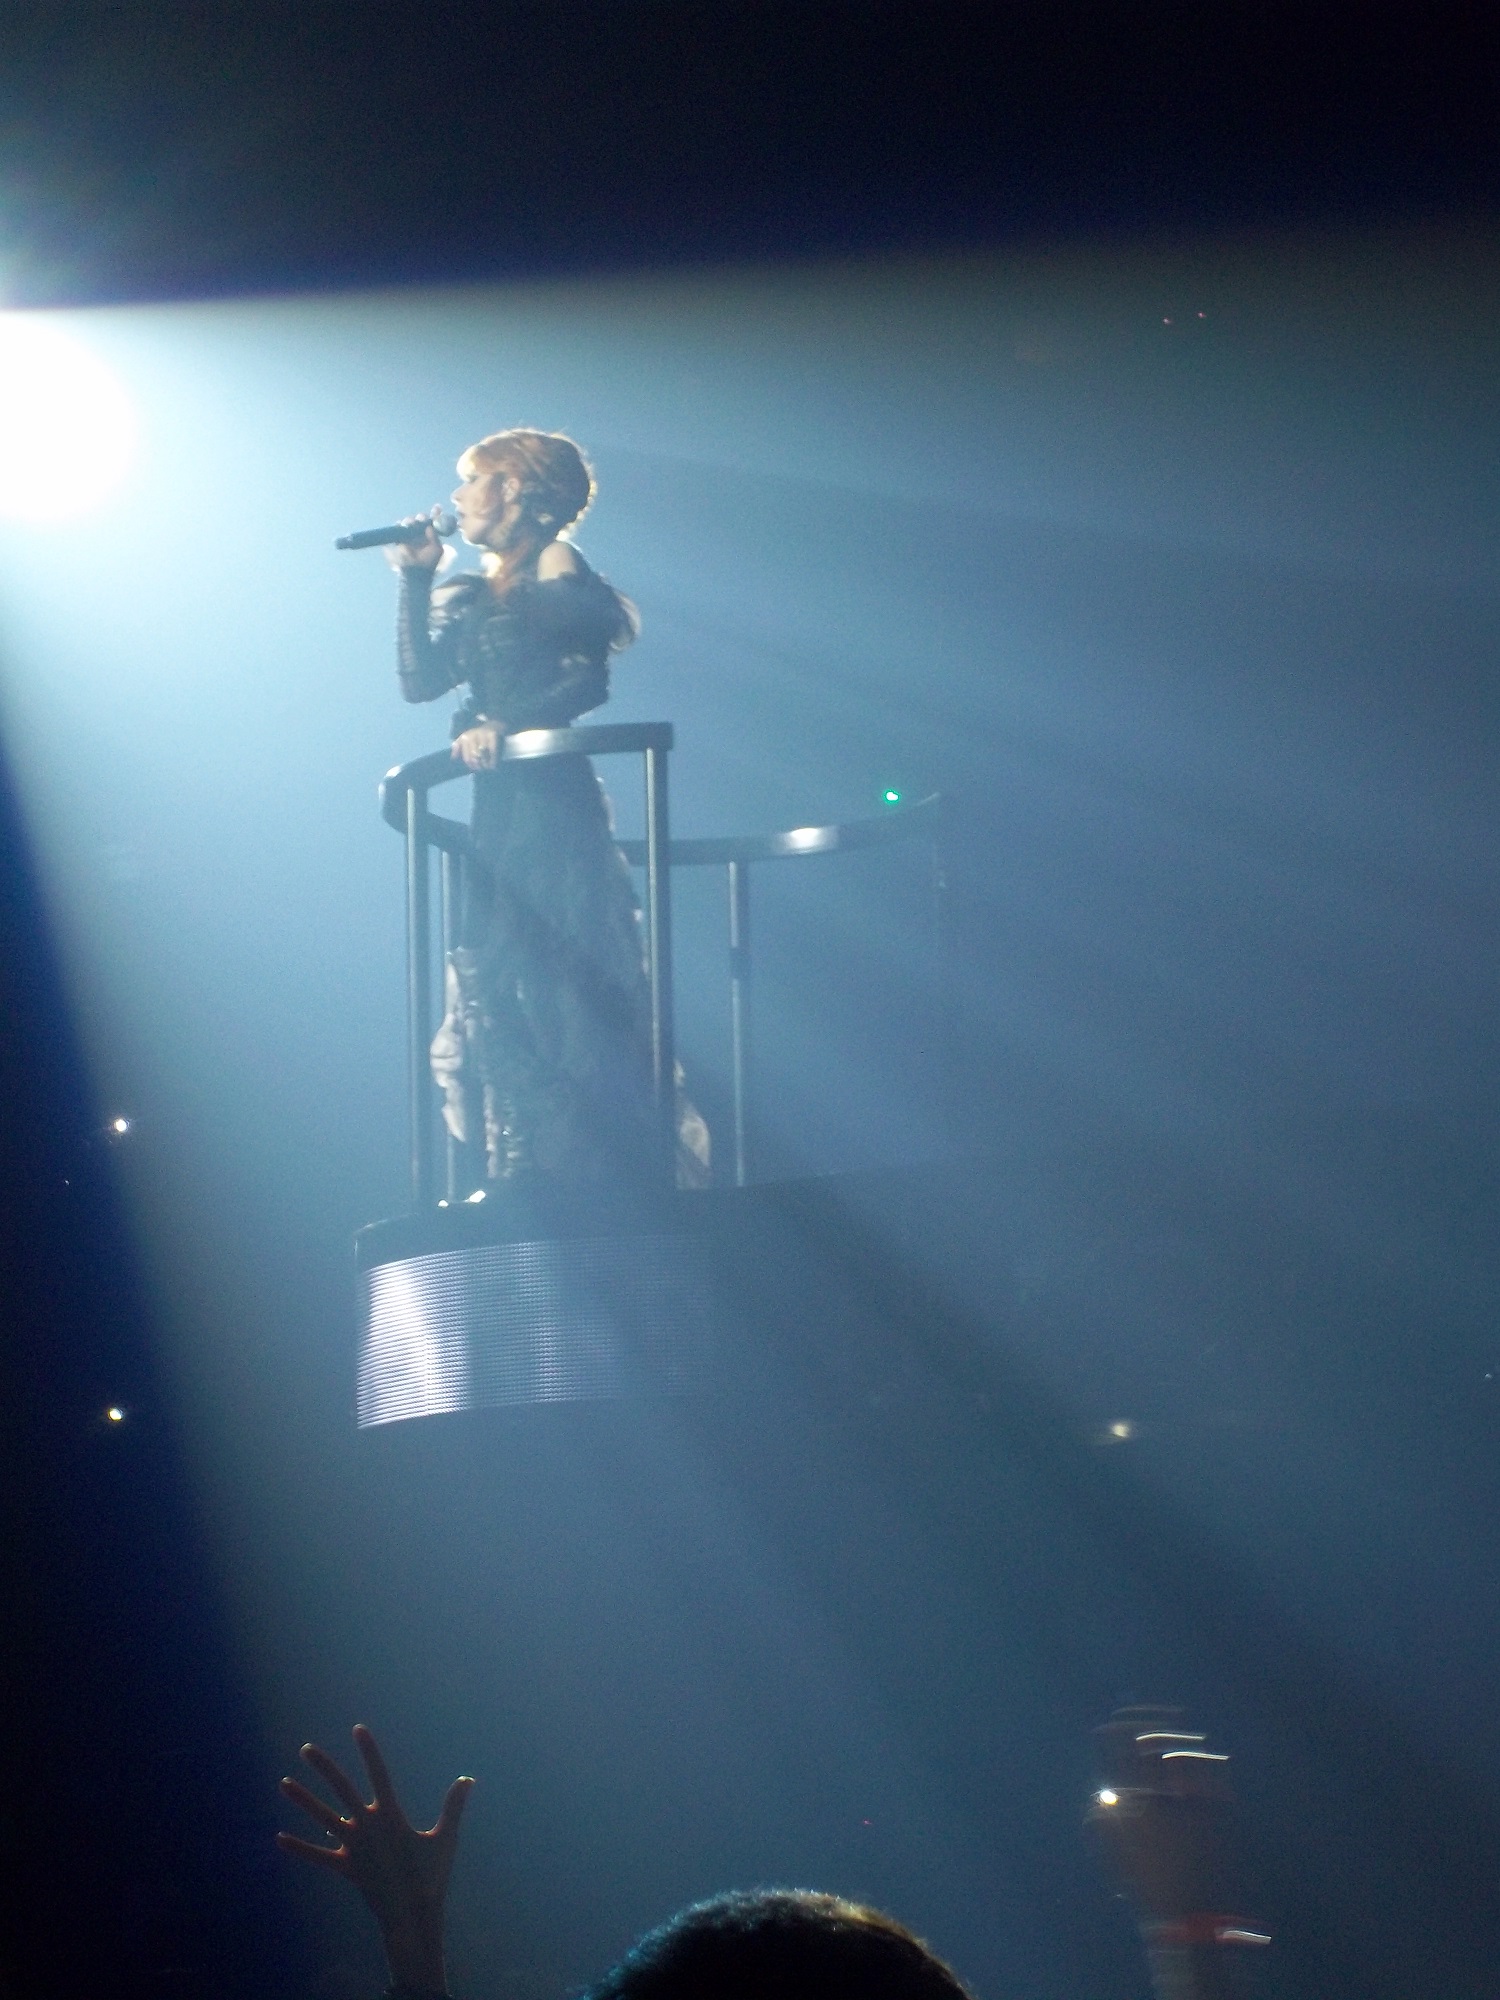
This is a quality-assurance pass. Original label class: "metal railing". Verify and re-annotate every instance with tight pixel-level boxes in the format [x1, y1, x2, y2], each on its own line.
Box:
[382, 727, 941, 1205]
[616, 797, 941, 1188]
[380, 725, 675, 1208]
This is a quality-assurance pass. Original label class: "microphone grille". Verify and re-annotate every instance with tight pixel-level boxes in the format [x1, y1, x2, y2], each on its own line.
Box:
[431, 507, 457, 537]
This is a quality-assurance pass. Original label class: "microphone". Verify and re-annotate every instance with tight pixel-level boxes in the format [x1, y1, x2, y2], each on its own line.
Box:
[335, 508, 456, 551]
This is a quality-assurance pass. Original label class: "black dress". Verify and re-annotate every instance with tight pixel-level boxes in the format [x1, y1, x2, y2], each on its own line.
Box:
[395, 557, 656, 1182]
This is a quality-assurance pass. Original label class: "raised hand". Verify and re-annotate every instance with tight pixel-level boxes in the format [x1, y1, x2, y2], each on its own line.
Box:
[279, 1723, 473, 1995]
[1088, 1708, 1267, 2000]
[1089, 1706, 1238, 1923]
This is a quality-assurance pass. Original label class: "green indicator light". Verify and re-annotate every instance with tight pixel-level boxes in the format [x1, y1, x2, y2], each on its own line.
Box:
[883, 789, 901, 804]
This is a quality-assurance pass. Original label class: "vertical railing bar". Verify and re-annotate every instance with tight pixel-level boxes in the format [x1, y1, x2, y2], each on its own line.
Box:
[406, 783, 433, 1209]
[643, 742, 676, 1183]
[727, 858, 752, 1187]
[439, 844, 460, 1203]
[929, 810, 951, 1156]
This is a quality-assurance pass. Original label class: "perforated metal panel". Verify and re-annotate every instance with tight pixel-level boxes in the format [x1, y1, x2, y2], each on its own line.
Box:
[357, 1232, 715, 1426]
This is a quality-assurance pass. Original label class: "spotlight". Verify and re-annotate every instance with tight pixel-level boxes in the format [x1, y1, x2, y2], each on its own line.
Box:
[1096, 1787, 1119, 1806]
[1106, 1419, 1135, 1440]
[0, 316, 136, 524]
[104, 1405, 126, 1424]
[110, 1116, 131, 1135]
[882, 788, 902, 804]
[464, 1189, 487, 1204]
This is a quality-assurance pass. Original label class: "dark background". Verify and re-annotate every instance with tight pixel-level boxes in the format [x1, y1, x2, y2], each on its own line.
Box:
[1, 3, 1497, 307]
[2, 7, 1498, 1999]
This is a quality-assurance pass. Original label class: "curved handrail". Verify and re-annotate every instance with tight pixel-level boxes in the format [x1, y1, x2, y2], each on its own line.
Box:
[380, 724, 676, 840]
[618, 793, 940, 868]
[381, 744, 939, 866]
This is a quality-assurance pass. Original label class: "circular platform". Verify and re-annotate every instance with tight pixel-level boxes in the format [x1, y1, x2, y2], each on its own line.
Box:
[354, 1190, 717, 1426]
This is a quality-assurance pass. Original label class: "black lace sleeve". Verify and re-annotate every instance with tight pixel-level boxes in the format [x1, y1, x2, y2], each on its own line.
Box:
[396, 572, 482, 703]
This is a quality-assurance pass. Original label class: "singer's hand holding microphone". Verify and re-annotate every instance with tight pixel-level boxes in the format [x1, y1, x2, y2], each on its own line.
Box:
[334, 508, 457, 569]
[383, 512, 448, 571]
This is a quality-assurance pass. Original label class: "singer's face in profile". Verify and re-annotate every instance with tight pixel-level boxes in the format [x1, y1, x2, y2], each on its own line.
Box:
[452, 463, 521, 550]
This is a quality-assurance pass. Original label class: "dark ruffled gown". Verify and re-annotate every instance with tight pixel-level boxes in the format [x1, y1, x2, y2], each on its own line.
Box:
[396, 558, 700, 1184]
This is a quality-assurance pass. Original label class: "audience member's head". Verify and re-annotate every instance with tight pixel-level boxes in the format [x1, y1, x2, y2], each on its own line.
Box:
[586, 1889, 976, 2000]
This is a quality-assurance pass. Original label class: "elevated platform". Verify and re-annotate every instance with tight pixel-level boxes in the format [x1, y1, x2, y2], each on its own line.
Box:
[353, 1161, 1007, 1428]
[355, 1183, 718, 1426]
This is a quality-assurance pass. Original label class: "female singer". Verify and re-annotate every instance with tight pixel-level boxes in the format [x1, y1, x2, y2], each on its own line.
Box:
[388, 428, 691, 1185]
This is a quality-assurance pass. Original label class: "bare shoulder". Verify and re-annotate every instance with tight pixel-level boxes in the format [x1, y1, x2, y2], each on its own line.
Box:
[536, 540, 587, 581]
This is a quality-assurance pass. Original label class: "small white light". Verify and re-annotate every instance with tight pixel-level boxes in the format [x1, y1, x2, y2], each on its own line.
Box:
[1096, 1788, 1119, 1806]
[465, 1188, 487, 1203]
[110, 1116, 131, 1135]
[1107, 1419, 1135, 1439]
[105, 1406, 125, 1424]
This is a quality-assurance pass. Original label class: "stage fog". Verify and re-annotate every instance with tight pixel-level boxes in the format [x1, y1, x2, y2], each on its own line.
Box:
[1, 225, 1497, 2000]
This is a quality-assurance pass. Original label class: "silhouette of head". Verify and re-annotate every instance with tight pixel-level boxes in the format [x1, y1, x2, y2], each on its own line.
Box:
[586, 1890, 976, 2000]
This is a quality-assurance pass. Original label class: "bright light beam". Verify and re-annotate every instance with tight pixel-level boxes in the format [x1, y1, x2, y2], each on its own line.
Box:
[0, 315, 137, 523]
